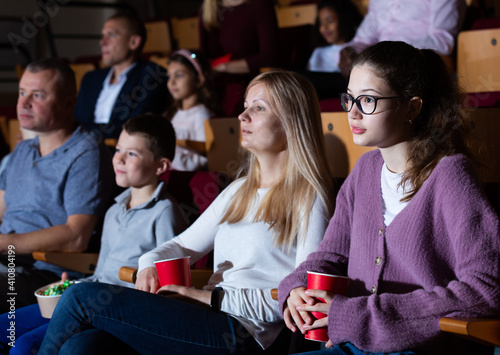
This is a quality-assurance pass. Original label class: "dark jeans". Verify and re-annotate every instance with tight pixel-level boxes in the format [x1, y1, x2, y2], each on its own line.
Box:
[39, 282, 290, 355]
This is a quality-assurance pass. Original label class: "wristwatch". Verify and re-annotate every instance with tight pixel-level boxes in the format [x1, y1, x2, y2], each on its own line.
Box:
[210, 287, 224, 311]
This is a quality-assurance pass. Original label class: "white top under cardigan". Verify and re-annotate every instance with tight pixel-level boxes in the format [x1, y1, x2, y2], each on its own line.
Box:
[138, 178, 330, 349]
[170, 104, 211, 171]
[381, 163, 408, 226]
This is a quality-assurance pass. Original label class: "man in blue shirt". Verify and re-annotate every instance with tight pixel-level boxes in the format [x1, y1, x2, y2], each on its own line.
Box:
[0, 58, 114, 312]
[75, 11, 170, 140]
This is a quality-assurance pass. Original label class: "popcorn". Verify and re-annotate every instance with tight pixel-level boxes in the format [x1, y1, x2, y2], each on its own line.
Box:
[40, 280, 76, 296]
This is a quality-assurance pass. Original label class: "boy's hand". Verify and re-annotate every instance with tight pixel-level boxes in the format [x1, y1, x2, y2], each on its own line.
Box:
[135, 267, 160, 293]
[61, 272, 69, 282]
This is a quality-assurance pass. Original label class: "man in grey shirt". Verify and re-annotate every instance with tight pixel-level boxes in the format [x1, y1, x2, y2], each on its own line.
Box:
[0, 58, 114, 311]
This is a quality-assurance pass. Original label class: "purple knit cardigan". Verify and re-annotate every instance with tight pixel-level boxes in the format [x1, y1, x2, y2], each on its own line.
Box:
[279, 150, 500, 353]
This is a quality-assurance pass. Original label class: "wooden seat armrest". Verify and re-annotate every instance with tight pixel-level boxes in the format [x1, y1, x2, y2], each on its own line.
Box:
[118, 267, 213, 289]
[32, 251, 99, 275]
[271, 288, 278, 300]
[119, 266, 138, 284]
[104, 138, 117, 148]
[439, 317, 500, 347]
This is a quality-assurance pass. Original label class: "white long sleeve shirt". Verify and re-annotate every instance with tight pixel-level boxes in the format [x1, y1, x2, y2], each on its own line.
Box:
[341, 0, 466, 61]
[139, 178, 330, 348]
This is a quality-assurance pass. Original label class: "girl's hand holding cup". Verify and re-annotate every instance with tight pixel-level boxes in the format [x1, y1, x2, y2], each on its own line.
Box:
[302, 272, 350, 343]
[284, 286, 315, 334]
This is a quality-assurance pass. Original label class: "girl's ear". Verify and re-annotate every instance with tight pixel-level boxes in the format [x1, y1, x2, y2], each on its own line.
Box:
[196, 73, 206, 88]
[156, 157, 171, 176]
[408, 96, 423, 120]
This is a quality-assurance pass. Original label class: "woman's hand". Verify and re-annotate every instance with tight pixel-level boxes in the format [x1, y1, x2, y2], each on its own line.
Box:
[157, 284, 212, 305]
[283, 286, 316, 334]
[135, 267, 160, 293]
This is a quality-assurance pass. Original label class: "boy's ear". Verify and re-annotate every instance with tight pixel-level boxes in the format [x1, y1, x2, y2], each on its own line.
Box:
[408, 96, 423, 120]
[156, 157, 171, 176]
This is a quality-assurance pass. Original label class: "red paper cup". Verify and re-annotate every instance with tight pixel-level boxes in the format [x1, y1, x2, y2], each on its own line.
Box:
[305, 271, 350, 342]
[154, 257, 191, 287]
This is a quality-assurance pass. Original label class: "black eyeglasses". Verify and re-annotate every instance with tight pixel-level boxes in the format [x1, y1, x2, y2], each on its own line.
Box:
[340, 93, 401, 115]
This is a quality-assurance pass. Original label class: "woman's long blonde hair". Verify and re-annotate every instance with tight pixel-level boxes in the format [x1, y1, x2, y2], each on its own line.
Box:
[202, 0, 220, 30]
[220, 70, 334, 247]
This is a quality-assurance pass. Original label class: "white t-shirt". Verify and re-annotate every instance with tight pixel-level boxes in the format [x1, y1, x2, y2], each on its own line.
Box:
[94, 63, 136, 124]
[381, 163, 409, 226]
[139, 178, 330, 349]
[170, 104, 211, 171]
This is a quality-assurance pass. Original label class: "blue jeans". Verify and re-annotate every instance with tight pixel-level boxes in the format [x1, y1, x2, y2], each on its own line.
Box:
[0, 304, 49, 355]
[295, 342, 419, 355]
[39, 282, 289, 355]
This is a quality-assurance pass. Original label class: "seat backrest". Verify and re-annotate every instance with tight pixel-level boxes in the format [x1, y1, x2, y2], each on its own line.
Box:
[171, 16, 200, 51]
[8, 118, 20, 152]
[457, 28, 500, 94]
[162, 170, 231, 225]
[205, 118, 242, 179]
[69, 63, 96, 93]
[468, 107, 500, 183]
[275, 4, 317, 70]
[143, 20, 173, 56]
[321, 112, 376, 178]
[148, 55, 168, 69]
[275, 4, 317, 28]
[0, 116, 8, 148]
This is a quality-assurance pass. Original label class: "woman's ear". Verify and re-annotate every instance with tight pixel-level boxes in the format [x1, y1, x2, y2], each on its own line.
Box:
[156, 158, 171, 176]
[408, 96, 423, 120]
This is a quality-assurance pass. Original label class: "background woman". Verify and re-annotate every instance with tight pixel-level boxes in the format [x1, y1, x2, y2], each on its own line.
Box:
[40, 70, 334, 355]
[279, 41, 500, 355]
[199, 0, 278, 116]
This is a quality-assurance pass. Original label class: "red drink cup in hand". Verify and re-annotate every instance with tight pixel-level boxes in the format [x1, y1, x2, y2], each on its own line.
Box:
[305, 271, 350, 342]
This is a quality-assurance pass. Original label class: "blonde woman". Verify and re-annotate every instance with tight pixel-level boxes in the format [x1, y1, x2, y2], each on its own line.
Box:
[40, 71, 334, 355]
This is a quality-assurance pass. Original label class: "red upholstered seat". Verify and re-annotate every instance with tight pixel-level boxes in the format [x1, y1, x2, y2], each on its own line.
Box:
[319, 98, 343, 112]
[466, 92, 500, 108]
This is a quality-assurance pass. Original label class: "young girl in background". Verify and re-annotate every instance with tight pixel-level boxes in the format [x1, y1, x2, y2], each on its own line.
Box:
[304, 0, 363, 100]
[165, 49, 218, 171]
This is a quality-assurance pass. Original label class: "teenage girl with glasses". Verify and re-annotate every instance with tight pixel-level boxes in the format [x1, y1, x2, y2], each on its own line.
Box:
[279, 41, 500, 355]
